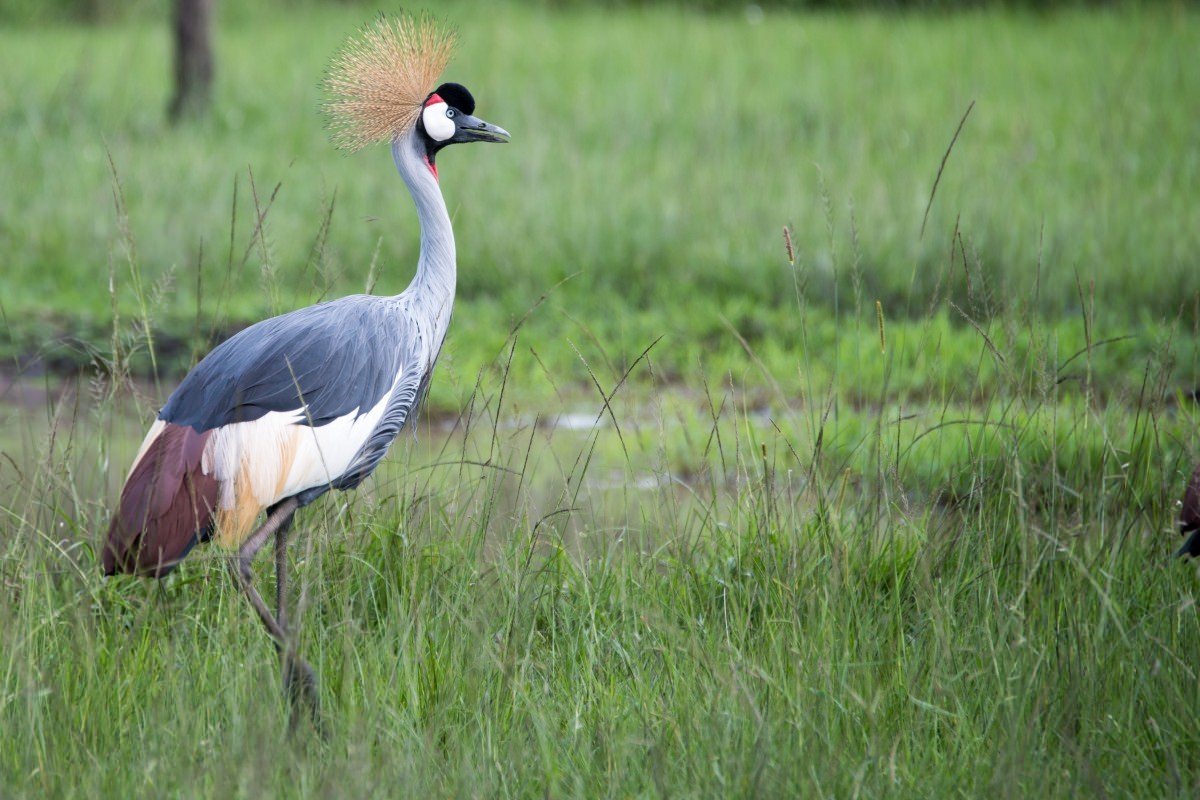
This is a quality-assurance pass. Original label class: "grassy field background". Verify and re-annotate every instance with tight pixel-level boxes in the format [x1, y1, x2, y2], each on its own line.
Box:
[2, 2, 1199, 405]
[2, 1, 1200, 797]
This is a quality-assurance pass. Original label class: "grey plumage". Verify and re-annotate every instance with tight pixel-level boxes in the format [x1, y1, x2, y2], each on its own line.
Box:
[332, 324, 434, 493]
[163, 296, 410, 431]
[161, 294, 436, 506]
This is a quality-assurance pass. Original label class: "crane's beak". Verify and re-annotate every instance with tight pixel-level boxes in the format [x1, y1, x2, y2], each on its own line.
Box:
[450, 114, 510, 144]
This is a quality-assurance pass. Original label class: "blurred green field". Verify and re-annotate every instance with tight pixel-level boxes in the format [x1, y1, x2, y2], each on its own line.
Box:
[1, 2, 1198, 406]
[3, 3, 1200, 797]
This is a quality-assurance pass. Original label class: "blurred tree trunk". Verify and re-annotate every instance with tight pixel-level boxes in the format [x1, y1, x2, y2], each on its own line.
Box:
[167, 0, 214, 122]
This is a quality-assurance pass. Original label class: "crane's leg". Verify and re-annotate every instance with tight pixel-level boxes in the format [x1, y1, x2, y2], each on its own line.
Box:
[227, 497, 322, 734]
[273, 511, 322, 734]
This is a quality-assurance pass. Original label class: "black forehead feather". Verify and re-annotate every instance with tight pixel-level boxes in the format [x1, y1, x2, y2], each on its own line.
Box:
[433, 82, 475, 115]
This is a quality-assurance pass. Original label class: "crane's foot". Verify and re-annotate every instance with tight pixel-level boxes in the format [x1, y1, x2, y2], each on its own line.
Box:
[283, 652, 326, 739]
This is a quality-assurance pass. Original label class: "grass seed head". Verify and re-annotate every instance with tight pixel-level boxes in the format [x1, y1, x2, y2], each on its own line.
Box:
[323, 13, 457, 152]
[876, 300, 885, 353]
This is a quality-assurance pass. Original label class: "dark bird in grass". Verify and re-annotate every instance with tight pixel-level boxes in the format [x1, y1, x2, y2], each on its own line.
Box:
[101, 15, 509, 729]
[1179, 463, 1200, 558]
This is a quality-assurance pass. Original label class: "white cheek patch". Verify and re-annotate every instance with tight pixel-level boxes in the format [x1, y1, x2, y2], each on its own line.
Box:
[422, 102, 454, 142]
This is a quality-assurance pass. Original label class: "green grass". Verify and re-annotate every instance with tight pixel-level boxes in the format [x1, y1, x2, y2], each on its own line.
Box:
[3, 341, 1200, 796]
[3, 2, 1200, 797]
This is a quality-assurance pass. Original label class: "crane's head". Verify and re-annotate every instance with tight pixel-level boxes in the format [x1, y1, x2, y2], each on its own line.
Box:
[416, 82, 509, 177]
[323, 14, 509, 176]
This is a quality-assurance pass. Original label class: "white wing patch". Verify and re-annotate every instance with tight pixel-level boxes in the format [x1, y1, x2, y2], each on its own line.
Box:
[200, 370, 407, 547]
[207, 395, 387, 504]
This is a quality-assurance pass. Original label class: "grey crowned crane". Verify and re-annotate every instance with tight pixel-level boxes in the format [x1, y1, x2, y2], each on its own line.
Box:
[102, 16, 508, 726]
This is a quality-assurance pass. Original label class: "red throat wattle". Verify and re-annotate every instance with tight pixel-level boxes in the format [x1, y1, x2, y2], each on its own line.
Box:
[423, 93, 445, 179]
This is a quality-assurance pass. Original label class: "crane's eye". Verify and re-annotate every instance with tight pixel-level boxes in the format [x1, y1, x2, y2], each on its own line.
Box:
[422, 102, 454, 142]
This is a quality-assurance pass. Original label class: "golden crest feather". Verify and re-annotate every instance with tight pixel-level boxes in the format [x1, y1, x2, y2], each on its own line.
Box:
[323, 14, 457, 152]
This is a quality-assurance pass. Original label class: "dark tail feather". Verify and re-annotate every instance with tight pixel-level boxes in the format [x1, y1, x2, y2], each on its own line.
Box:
[103, 423, 218, 578]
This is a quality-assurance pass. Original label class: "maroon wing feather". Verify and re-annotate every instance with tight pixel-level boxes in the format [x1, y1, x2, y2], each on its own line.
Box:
[103, 423, 218, 577]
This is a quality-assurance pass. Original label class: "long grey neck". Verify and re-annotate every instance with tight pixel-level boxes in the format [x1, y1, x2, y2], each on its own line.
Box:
[391, 131, 456, 330]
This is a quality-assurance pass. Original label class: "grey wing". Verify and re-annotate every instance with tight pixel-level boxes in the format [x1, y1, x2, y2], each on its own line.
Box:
[160, 296, 403, 433]
[331, 336, 435, 491]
